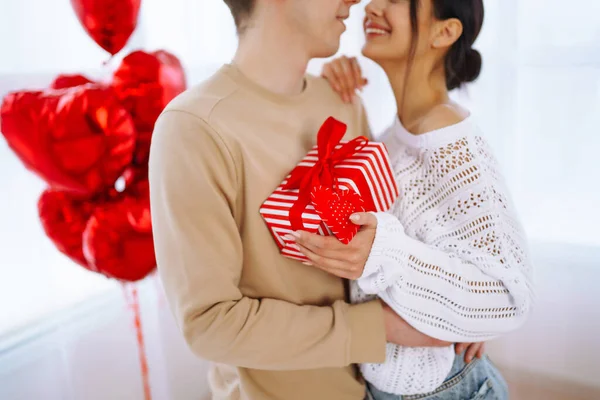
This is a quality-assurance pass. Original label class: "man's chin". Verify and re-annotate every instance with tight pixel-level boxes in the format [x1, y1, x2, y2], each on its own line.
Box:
[312, 40, 341, 59]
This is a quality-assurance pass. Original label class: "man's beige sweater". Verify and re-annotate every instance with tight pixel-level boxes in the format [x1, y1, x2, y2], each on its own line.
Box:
[149, 64, 386, 400]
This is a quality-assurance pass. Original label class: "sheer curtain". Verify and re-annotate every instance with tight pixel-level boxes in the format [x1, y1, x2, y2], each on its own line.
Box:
[0, 0, 238, 336]
[503, 0, 599, 246]
[330, 0, 600, 247]
[0, 0, 598, 356]
[0, 0, 120, 335]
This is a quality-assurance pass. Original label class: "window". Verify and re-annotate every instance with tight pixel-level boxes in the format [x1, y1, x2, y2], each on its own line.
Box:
[1, 0, 597, 336]
[0, 0, 237, 335]
[331, 0, 600, 246]
[510, 0, 600, 246]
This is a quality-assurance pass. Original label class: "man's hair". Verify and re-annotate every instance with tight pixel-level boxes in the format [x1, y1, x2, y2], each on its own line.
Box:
[223, 0, 257, 34]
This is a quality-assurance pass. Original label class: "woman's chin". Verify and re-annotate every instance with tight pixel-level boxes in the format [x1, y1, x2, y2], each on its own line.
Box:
[361, 45, 372, 58]
[361, 45, 382, 63]
[362, 44, 403, 66]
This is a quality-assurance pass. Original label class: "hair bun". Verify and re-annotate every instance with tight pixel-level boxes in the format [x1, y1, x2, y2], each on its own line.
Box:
[446, 46, 482, 91]
[439, 0, 485, 90]
[463, 48, 482, 83]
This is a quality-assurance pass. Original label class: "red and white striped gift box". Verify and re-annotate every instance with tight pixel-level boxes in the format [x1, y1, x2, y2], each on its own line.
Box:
[260, 137, 399, 262]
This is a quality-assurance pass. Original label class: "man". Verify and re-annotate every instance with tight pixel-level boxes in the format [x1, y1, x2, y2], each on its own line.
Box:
[149, 1, 453, 399]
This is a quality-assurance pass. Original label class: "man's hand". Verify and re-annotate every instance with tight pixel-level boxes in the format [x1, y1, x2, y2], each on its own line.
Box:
[381, 301, 452, 348]
[455, 342, 486, 363]
[383, 302, 486, 362]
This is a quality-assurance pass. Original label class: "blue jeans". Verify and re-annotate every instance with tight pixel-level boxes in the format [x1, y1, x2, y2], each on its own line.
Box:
[366, 353, 508, 400]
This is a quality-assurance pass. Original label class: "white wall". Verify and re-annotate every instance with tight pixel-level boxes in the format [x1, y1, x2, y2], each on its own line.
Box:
[0, 277, 211, 400]
[487, 243, 600, 388]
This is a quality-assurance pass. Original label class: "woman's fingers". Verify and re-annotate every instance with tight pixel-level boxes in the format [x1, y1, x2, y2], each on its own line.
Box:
[328, 61, 349, 102]
[350, 57, 367, 90]
[294, 243, 356, 279]
[330, 58, 353, 103]
[339, 57, 357, 102]
[322, 63, 343, 93]
[322, 57, 367, 103]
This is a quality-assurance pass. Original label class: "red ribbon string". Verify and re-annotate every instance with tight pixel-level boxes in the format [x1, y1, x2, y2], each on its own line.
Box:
[123, 284, 152, 400]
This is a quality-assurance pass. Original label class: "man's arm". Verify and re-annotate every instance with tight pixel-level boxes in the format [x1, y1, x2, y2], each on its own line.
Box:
[149, 110, 386, 370]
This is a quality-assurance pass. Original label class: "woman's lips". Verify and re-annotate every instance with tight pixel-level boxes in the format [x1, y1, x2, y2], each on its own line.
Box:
[364, 21, 392, 37]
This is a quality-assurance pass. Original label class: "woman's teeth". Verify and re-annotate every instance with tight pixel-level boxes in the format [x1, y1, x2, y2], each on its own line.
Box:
[365, 28, 389, 35]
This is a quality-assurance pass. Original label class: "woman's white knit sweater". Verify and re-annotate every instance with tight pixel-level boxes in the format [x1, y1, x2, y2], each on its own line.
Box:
[351, 116, 535, 395]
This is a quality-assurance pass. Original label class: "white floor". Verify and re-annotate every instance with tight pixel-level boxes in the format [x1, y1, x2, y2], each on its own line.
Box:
[1, 243, 599, 400]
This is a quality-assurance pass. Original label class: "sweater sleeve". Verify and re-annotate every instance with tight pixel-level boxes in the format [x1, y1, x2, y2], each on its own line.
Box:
[356, 142, 535, 343]
[149, 110, 386, 370]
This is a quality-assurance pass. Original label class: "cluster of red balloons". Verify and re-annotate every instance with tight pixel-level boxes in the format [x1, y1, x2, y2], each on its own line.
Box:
[0, 0, 186, 281]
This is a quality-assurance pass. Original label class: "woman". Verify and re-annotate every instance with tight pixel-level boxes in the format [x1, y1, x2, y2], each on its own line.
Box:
[286, 0, 534, 399]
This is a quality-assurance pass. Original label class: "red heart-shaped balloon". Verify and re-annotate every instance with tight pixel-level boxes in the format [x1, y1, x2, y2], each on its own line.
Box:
[82, 184, 155, 282]
[311, 186, 366, 245]
[1, 85, 136, 198]
[111, 50, 187, 165]
[70, 0, 141, 55]
[121, 165, 148, 188]
[106, 164, 148, 200]
[50, 74, 95, 90]
[38, 189, 96, 269]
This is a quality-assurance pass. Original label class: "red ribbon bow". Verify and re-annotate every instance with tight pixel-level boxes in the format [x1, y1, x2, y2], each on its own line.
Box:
[283, 117, 368, 231]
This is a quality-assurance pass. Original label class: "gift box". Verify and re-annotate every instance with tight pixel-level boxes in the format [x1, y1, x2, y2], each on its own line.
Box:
[260, 117, 399, 262]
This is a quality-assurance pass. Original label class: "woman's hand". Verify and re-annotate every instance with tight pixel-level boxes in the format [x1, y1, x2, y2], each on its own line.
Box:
[284, 213, 377, 280]
[321, 56, 368, 104]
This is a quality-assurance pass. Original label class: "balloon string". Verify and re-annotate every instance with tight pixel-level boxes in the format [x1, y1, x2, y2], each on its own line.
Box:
[123, 284, 152, 400]
[103, 53, 115, 67]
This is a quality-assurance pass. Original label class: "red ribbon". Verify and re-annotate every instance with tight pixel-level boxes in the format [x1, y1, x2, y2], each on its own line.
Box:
[283, 117, 368, 231]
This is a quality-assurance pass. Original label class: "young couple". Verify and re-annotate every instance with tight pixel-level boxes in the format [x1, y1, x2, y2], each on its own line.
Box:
[149, 0, 534, 399]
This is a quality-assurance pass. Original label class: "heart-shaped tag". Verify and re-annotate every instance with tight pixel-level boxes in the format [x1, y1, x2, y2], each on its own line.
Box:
[311, 186, 366, 244]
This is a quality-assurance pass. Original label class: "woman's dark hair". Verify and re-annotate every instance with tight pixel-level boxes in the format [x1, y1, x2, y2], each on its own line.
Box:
[408, 0, 484, 90]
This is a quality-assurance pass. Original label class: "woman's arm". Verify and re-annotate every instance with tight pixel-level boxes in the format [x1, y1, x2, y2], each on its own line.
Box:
[355, 208, 534, 343]
[292, 161, 534, 344]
